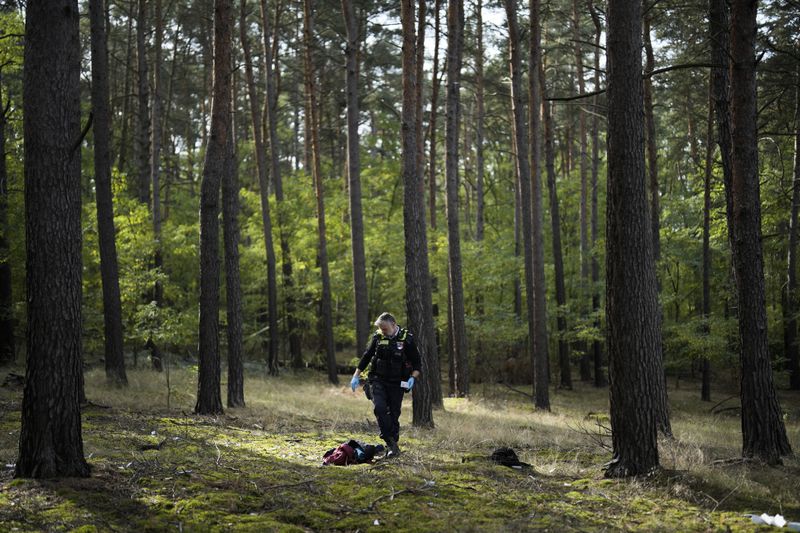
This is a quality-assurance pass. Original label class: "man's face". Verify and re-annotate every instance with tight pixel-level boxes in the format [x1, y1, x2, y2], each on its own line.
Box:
[379, 321, 396, 337]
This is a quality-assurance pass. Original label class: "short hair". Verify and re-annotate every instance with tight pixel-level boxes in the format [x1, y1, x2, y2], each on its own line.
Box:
[374, 312, 396, 327]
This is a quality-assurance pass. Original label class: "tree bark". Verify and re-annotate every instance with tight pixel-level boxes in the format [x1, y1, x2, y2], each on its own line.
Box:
[260, 0, 301, 368]
[90, 0, 127, 385]
[16, 0, 90, 479]
[445, 0, 468, 397]
[223, 104, 245, 408]
[540, 69, 571, 390]
[785, 64, 800, 391]
[643, 15, 659, 263]
[728, 0, 791, 464]
[589, 0, 605, 388]
[604, 0, 664, 477]
[135, 0, 150, 205]
[529, 0, 550, 410]
[401, 0, 435, 427]
[196, 0, 233, 416]
[243, 0, 279, 375]
[341, 0, 370, 357]
[302, 0, 337, 385]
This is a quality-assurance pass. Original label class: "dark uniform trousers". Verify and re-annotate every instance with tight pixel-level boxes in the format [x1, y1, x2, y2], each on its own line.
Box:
[370, 379, 404, 444]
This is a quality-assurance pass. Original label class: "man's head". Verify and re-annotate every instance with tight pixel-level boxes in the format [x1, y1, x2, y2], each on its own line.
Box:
[374, 312, 397, 336]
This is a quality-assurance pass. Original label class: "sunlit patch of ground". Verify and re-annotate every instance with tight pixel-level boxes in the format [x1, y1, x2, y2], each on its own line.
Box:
[0, 365, 797, 531]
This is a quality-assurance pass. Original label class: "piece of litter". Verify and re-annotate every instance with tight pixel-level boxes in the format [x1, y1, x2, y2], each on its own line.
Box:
[746, 513, 800, 530]
[5, 464, 15, 469]
[373, 519, 380, 526]
[151, 431, 157, 436]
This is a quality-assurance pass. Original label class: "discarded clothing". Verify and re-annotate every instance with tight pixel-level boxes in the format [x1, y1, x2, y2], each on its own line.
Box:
[490, 447, 531, 469]
[322, 439, 384, 466]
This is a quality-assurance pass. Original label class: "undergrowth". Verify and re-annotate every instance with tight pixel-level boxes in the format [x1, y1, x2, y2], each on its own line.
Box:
[0, 366, 797, 531]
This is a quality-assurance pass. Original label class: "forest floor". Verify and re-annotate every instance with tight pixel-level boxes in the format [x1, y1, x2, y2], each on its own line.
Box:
[0, 366, 798, 532]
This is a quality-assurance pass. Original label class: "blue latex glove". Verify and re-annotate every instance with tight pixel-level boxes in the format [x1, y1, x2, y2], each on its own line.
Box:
[406, 376, 415, 391]
[350, 375, 360, 392]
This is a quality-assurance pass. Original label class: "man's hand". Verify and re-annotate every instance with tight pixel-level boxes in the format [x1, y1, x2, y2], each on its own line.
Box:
[406, 376, 415, 391]
[350, 375, 360, 392]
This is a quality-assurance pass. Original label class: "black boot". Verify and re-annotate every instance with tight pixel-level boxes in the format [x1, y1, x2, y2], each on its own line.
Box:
[385, 438, 401, 458]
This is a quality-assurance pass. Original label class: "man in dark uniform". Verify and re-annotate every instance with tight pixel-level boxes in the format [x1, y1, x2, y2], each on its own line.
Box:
[350, 312, 421, 458]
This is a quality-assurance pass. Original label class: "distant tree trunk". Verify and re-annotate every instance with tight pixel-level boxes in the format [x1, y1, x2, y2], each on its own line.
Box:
[540, 70, 571, 390]
[475, 0, 485, 242]
[643, 15, 659, 263]
[428, 0, 442, 231]
[573, 0, 592, 382]
[785, 65, 800, 391]
[16, 0, 90, 479]
[116, 5, 134, 173]
[149, 0, 164, 372]
[90, 0, 127, 385]
[196, 0, 233, 416]
[604, 0, 664, 477]
[444, 0, 468, 397]
[589, 0, 605, 388]
[504, 0, 537, 405]
[401, 0, 435, 427]
[642, 14, 671, 437]
[341, 0, 370, 355]
[260, 0, 301, 368]
[303, 0, 337, 385]
[223, 105, 245, 408]
[135, 0, 150, 205]
[529, 0, 550, 410]
[0, 70, 10, 366]
[728, 0, 791, 464]
[702, 80, 713, 402]
[243, 0, 279, 375]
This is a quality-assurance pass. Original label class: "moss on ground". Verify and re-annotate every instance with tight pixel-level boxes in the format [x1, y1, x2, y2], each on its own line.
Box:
[0, 369, 797, 531]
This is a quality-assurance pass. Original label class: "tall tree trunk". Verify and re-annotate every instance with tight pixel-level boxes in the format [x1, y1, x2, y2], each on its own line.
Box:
[196, 0, 233, 416]
[428, 0, 442, 231]
[529, 0, 550, 410]
[710, 0, 734, 237]
[135, 0, 150, 205]
[243, 0, 279, 375]
[475, 0, 485, 242]
[16, 0, 90, 479]
[589, 0, 605, 387]
[604, 0, 665, 477]
[504, 0, 537, 406]
[260, 0, 301, 368]
[540, 71, 571, 390]
[445, 0, 468, 397]
[401, 0, 435, 427]
[90, 0, 127, 385]
[149, 0, 164, 372]
[223, 101, 245, 408]
[784, 64, 800, 391]
[342, 0, 369, 355]
[303, 0, 337, 385]
[0, 70, 12, 367]
[728, 0, 791, 464]
[702, 79, 713, 402]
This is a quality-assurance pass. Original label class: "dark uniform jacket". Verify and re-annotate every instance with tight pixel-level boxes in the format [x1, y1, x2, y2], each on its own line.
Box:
[357, 326, 421, 382]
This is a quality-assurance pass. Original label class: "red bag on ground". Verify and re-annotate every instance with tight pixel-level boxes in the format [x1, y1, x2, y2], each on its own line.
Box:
[322, 443, 356, 466]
